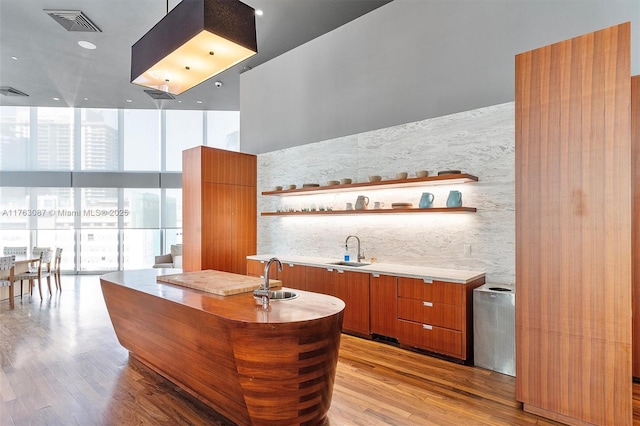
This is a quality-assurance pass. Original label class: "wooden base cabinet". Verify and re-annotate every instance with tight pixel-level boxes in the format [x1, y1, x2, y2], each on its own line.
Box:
[247, 259, 481, 361]
[246, 259, 266, 278]
[334, 270, 370, 336]
[370, 274, 398, 338]
[397, 319, 463, 358]
[305, 266, 335, 295]
[395, 277, 482, 361]
[305, 267, 370, 336]
[279, 262, 307, 291]
[248, 260, 370, 335]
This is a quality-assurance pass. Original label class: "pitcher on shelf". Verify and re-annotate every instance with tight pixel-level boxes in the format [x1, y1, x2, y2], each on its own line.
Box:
[355, 195, 369, 210]
[446, 190, 462, 207]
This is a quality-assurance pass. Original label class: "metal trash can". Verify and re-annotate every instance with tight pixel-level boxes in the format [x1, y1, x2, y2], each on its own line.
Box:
[473, 284, 515, 376]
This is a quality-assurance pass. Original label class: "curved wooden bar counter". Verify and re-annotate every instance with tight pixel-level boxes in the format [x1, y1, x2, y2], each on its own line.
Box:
[100, 269, 345, 426]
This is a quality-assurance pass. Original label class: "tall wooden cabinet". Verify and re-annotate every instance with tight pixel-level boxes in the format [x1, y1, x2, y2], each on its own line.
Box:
[633, 75, 640, 378]
[182, 146, 257, 274]
[515, 23, 632, 425]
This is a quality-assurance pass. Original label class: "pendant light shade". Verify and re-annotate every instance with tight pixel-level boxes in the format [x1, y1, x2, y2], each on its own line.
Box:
[131, 0, 257, 95]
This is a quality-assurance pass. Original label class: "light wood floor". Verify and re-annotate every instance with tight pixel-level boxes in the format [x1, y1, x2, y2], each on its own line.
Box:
[0, 276, 638, 425]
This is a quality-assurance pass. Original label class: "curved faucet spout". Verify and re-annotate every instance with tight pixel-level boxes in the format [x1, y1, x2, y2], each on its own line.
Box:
[254, 257, 282, 309]
[263, 257, 283, 291]
[345, 235, 365, 262]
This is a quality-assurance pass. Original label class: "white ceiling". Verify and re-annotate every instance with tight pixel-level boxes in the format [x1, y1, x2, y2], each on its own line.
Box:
[0, 0, 392, 111]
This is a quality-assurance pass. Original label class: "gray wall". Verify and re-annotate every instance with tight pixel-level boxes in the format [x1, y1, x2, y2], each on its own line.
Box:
[240, 0, 639, 154]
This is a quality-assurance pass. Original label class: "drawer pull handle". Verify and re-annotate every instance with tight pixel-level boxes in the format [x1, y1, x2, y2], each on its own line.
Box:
[422, 324, 433, 330]
[288, 263, 294, 267]
[372, 273, 380, 278]
[423, 278, 433, 284]
[337, 269, 344, 274]
[422, 301, 433, 307]
[327, 268, 334, 272]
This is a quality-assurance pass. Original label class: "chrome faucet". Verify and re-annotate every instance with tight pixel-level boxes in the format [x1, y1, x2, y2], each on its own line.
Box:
[345, 235, 365, 262]
[253, 257, 282, 308]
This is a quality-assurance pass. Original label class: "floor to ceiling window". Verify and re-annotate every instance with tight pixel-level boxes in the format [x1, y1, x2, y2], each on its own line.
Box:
[0, 106, 239, 273]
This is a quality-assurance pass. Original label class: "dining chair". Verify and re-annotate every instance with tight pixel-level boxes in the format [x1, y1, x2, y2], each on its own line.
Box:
[52, 248, 63, 290]
[0, 255, 16, 309]
[15, 249, 52, 299]
[31, 247, 51, 272]
[3, 247, 27, 256]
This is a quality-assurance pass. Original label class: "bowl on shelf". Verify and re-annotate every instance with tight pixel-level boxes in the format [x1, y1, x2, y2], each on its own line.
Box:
[368, 175, 382, 182]
[274, 185, 283, 191]
[437, 169, 461, 175]
[327, 180, 340, 186]
[396, 172, 408, 179]
[416, 170, 429, 178]
[391, 202, 412, 209]
[287, 184, 297, 190]
[303, 183, 320, 188]
[341, 178, 352, 185]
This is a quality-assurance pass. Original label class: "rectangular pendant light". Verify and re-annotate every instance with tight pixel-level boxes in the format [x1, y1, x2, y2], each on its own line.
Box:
[131, 0, 257, 95]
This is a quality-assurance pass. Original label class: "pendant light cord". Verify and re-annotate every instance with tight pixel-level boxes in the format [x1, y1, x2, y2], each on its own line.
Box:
[166, 0, 168, 15]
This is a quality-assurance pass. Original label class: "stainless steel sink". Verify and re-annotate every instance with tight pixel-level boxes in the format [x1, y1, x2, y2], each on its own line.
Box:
[268, 290, 298, 300]
[329, 261, 370, 267]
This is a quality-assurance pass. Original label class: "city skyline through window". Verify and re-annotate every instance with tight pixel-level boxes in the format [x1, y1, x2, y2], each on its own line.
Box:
[0, 106, 240, 273]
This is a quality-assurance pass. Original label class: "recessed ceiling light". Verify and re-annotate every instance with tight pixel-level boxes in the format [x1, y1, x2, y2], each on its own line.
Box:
[197, 100, 203, 104]
[77, 40, 96, 50]
[11, 56, 18, 60]
[84, 97, 89, 101]
[126, 99, 132, 103]
[255, 9, 263, 16]
[53, 97, 60, 101]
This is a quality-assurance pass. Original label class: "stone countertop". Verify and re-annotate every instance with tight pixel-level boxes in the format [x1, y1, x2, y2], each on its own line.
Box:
[247, 254, 485, 284]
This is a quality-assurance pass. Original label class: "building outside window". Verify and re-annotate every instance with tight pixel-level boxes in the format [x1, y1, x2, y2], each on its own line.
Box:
[0, 106, 239, 273]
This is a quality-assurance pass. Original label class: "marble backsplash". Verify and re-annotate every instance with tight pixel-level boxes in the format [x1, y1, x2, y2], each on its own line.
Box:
[257, 102, 515, 284]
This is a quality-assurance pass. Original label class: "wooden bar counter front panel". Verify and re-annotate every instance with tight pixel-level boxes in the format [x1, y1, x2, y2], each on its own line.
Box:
[515, 23, 632, 425]
[100, 269, 345, 426]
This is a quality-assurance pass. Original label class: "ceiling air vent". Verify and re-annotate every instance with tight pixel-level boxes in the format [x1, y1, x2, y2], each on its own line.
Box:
[44, 9, 101, 32]
[144, 89, 175, 100]
[0, 87, 29, 97]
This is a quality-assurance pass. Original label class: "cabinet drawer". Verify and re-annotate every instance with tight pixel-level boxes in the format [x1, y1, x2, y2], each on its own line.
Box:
[397, 298, 462, 330]
[397, 319, 463, 358]
[397, 277, 462, 305]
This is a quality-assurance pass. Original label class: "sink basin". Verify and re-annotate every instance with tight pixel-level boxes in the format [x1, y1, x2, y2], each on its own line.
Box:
[329, 261, 370, 267]
[268, 290, 298, 300]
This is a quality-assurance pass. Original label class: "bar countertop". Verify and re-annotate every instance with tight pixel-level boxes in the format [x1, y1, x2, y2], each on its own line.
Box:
[100, 268, 345, 324]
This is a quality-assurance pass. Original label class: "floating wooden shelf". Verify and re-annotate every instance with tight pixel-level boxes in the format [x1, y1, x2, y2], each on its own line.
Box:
[262, 173, 478, 196]
[261, 207, 477, 216]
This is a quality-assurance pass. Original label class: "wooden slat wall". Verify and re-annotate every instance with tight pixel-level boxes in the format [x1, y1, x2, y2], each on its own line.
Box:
[183, 146, 257, 274]
[633, 75, 640, 378]
[515, 23, 632, 425]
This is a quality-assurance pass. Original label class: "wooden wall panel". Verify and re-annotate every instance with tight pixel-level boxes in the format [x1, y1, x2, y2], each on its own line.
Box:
[633, 75, 640, 378]
[515, 23, 632, 425]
